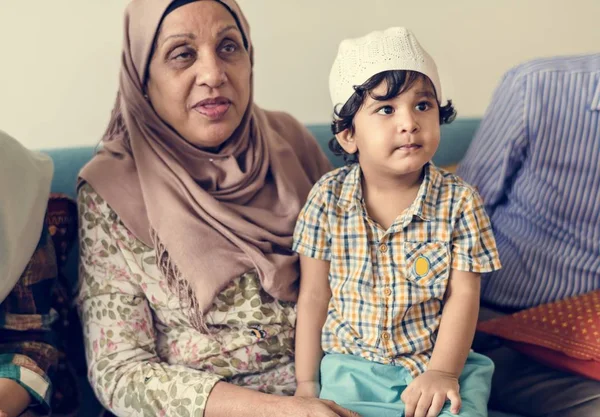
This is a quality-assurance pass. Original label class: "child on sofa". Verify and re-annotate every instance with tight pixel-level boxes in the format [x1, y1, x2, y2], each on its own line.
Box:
[292, 27, 501, 417]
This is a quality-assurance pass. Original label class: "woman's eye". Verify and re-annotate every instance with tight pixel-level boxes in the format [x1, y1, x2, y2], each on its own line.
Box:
[170, 48, 194, 61]
[221, 41, 238, 54]
[376, 106, 394, 115]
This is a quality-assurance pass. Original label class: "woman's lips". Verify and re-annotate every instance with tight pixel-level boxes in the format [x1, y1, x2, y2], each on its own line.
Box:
[192, 98, 231, 119]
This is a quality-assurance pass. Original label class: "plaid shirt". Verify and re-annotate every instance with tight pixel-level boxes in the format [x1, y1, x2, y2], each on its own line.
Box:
[293, 163, 501, 376]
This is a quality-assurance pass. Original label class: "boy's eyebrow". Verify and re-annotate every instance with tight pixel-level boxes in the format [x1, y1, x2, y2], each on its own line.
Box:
[365, 89, 437, 110]
[415, 90, 437, 99]
[365, 99, 381, 110]
[365, 95, 389, 109]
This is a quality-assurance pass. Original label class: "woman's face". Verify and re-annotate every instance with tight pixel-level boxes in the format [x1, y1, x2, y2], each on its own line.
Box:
[147, 1, 251, 149]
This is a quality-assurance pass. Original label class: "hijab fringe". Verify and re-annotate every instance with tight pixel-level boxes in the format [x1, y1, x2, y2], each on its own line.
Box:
[151, 228, 210, 334]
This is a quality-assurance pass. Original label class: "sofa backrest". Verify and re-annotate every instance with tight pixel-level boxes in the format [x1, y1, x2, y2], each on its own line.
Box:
[45, 118, 481, 199]
[43, 118, 480, 291]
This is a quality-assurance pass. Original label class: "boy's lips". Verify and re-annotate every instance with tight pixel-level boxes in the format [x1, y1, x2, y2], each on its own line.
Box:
[396, 143, 422, 151]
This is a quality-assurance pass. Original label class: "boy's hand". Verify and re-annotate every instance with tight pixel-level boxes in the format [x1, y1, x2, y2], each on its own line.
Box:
[295, 380, 321, 398]
[401, 370, 461, 417]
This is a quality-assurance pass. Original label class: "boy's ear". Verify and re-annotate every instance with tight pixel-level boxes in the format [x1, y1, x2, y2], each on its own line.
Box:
[335, 129, 358, 154]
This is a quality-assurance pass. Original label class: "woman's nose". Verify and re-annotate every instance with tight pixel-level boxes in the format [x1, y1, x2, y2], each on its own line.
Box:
[194, 53, 227, 88]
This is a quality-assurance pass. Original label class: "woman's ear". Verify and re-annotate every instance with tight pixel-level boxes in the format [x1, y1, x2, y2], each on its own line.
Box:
[335, 129, 358, 154]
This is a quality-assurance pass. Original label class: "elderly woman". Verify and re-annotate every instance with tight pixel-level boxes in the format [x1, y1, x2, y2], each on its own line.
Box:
[77, 1, 357, 416]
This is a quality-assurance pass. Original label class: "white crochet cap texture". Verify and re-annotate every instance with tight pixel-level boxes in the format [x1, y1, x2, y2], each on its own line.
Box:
[329, 27, 442, 109]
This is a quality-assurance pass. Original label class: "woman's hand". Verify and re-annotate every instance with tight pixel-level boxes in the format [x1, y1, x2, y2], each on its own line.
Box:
[277, 396, 361, 417]
[401, 370, 461, 417]
[206, 380, 360, 417]
[294, 381, 320, 398]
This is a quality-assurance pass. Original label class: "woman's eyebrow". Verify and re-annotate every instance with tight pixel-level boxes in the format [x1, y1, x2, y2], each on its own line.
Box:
[161, 33, 196, 46]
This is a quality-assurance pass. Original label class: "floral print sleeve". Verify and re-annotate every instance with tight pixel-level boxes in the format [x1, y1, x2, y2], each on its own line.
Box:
[77, 184, 222, 417]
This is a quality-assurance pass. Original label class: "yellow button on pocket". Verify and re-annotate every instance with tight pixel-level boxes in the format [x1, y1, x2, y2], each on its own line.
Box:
[381, 332, 390, 340]
[414, 256, 431, 277]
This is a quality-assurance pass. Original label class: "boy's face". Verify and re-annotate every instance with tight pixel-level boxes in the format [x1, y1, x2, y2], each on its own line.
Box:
[336, 77, 440, 179]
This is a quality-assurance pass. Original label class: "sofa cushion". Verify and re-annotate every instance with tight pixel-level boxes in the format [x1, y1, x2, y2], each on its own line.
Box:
[478, 290, 600, 381]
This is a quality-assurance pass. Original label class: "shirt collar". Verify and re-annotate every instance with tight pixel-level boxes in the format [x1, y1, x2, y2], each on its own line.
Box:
[404, 162, 441, 223]
[591, 75, 600, 111]
[336, 162, 441, 223]
[337, 164, 362, 211]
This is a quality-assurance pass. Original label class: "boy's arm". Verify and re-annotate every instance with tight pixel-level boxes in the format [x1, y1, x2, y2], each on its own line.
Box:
[294, 255, 331, 397]
[402, 270, 480, 417]
[428, 269, 480, 376]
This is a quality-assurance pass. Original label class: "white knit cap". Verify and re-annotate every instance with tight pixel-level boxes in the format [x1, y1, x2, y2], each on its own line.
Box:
[329, 27, 442, 109]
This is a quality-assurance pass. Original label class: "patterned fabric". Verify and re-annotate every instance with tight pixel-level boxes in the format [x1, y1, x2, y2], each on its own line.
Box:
[77, 184, 298, 417]
[457, 54, 600, 310]
[293, 163, 501, 376]
[45, 194, 82, 416]
[477, 289, 600, 379]
[0, 228, 57, 414]
[0, 194, 80, 417]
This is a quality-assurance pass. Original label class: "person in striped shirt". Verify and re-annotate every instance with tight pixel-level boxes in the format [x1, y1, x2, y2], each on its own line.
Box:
[293, 27, 501, 417]
[459, 54, 600, 417]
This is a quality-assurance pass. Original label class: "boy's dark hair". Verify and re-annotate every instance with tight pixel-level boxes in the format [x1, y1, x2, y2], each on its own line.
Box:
[329, 70, 457, 164]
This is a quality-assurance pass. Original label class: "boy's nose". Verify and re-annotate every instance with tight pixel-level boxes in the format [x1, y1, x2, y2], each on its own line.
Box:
[397, 112, 419, 134]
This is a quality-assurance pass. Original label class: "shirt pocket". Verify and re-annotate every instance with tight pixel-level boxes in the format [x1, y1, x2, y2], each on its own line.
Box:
[402, 241, 451, 298]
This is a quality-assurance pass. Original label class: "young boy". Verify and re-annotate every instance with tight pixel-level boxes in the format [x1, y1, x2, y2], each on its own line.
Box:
[293, 27, 501, 417]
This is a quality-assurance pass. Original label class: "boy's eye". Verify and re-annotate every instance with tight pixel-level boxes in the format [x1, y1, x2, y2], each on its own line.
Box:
[376, 105, 394, 115]
[415, 101, 432, 112]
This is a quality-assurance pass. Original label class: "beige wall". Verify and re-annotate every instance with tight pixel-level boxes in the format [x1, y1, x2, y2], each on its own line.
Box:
[1, 0, 599, 149]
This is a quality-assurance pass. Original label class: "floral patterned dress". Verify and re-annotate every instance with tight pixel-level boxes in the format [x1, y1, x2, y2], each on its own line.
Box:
[77, 184, 297, 417]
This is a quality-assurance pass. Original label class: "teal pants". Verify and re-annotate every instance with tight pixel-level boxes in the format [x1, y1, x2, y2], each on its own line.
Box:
[319, 352, 494, 417]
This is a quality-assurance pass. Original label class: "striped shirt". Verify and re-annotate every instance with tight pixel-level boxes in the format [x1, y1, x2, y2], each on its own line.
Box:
[458, 54, 600, 310]
[293, 163, 501, 375]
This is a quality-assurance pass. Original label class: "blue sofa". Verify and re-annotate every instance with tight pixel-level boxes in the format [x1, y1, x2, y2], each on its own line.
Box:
[44, 118, 521, 417]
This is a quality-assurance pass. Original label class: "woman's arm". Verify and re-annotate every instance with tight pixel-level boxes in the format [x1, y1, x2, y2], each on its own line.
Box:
[294, 255, 331, 397]
[79, 185, 359, 417]
[79, 185, 222, 416]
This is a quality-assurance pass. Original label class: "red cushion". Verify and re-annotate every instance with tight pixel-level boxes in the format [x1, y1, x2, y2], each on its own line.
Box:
[508, 341, 600, 381]
[477, 290, 600, 381]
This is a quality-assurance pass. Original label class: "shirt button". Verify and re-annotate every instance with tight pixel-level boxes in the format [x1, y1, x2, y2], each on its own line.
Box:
[381, 332, 390, 341]
[384, 287, 392, 297]
[379, 243, 388, 253]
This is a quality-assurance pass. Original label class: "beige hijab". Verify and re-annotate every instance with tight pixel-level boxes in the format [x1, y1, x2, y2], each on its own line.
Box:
[79, 0, 330, 329]
[0, 130, 53, 304]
